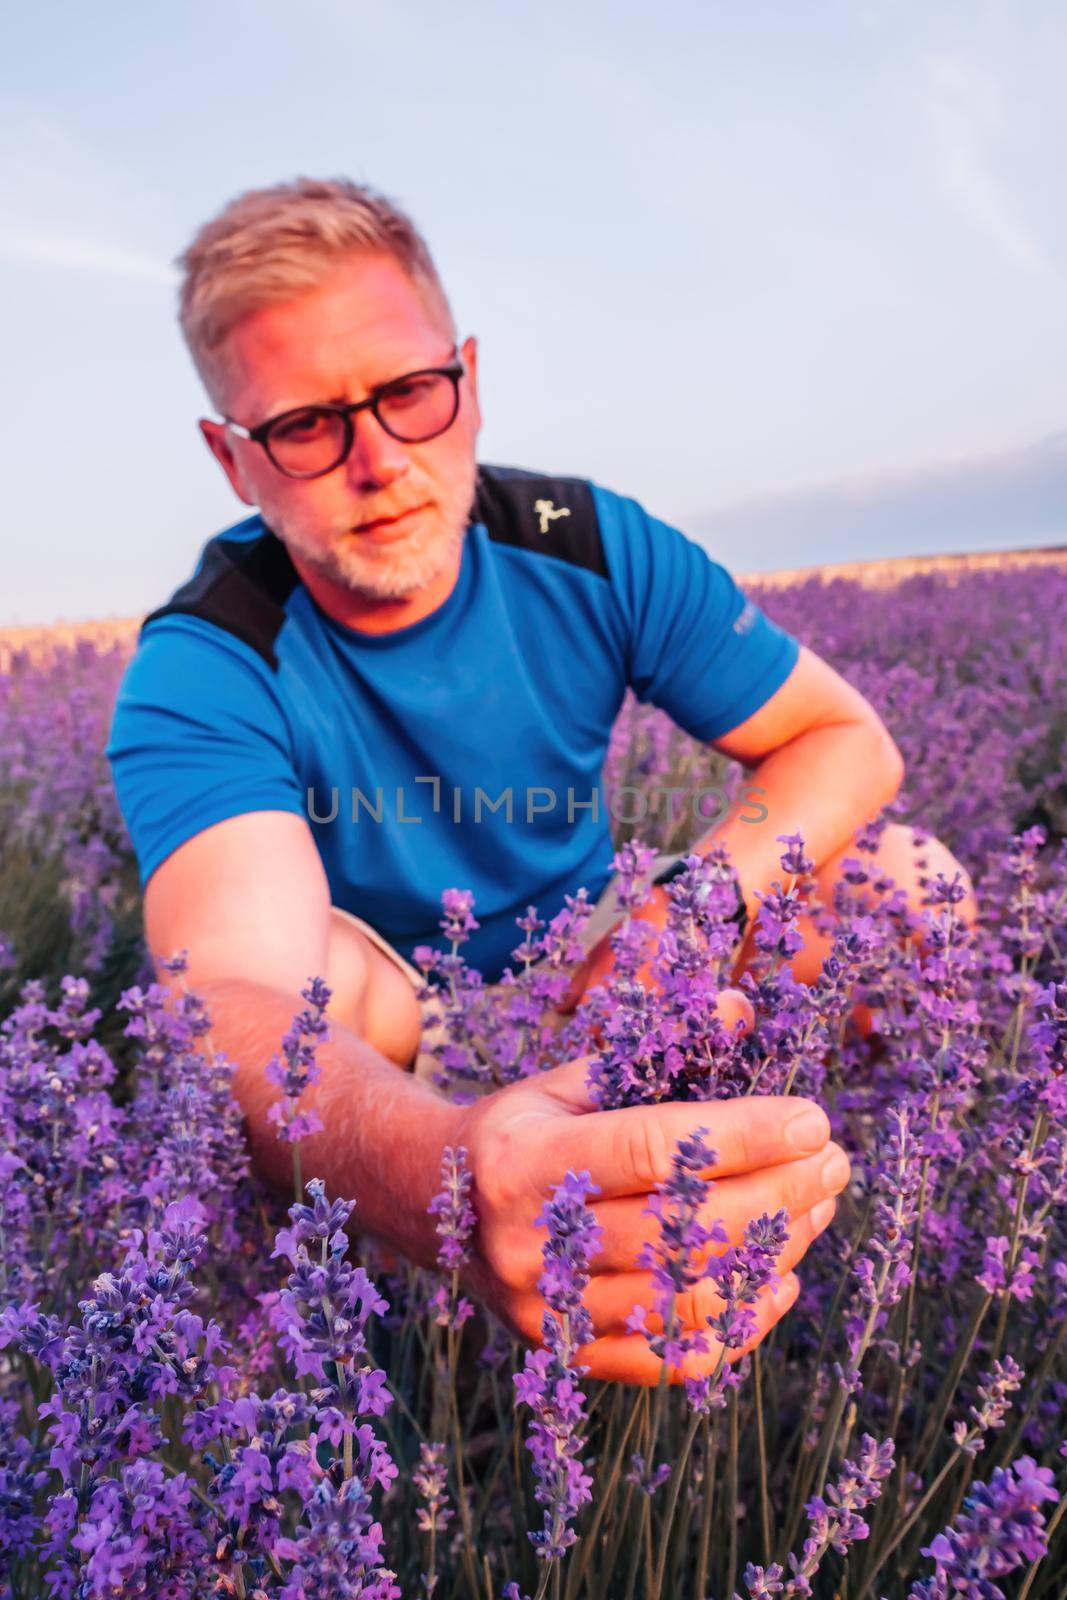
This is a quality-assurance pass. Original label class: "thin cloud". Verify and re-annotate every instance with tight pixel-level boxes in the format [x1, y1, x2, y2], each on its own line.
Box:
[686, 432, 1067, 572]
[0, 220, 176, 285]
[924, 53, 1061, 284]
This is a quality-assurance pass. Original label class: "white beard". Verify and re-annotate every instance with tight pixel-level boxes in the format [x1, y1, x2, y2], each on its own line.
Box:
[288, 512, 466, 600]
[272, 455, 478, 602]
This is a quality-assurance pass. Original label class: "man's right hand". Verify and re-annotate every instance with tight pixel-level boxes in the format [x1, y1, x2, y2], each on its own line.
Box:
[453, 1055, 849, 1385]
[142, 810, 846, 1386]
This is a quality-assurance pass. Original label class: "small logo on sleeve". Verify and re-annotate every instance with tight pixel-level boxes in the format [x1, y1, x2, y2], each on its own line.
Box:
[733, 599, 757, 635]
[533, 498, 571, 535]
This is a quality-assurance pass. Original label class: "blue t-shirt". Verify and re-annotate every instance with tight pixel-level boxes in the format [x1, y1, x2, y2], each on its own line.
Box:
[106, 462, 800, 980]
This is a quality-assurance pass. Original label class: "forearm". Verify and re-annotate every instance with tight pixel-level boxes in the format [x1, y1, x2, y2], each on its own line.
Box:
[190, 975, 462, 1268]
[696, 720, 904, 916]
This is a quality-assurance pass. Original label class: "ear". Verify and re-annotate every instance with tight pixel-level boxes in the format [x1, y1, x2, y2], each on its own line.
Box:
[199, 418, 257, 507]
[460, 334, 482, 436]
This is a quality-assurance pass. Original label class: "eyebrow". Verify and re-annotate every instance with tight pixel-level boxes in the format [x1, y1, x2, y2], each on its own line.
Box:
[234, 346, 458, 430]
[321, 369, 413, 407]
[280, 356, 449, 416]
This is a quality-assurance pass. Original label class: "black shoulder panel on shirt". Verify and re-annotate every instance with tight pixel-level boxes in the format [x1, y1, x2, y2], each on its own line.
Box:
[140, 467, 606, 670]
[139, 524, 300, 672]
[472, 462, 608, 579]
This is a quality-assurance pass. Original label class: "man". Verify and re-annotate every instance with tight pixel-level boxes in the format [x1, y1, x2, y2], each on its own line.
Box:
[106, 177, 976, 1385]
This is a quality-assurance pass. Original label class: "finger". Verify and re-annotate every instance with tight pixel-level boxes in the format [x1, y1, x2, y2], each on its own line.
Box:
[553, 950, 598, 1016]
[582, 1199, 833, 1336]
[587, 1145, 849, 1271]
[635, 977, 752, 1036]
[522, 1086, 833, 1198]
[572, 1272, 801, 1386]
[527, 1052, 601, 1114]
[722, 1270, 803, 1362]
[504, 1204, 833, 1344]
[713, 987, 755, 1036]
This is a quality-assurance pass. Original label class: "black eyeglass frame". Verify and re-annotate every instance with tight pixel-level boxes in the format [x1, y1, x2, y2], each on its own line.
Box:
[221, 344, 467, 479]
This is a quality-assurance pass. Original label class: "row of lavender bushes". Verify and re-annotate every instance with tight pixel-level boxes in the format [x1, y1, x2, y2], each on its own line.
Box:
[0, 566, 1065, 1598]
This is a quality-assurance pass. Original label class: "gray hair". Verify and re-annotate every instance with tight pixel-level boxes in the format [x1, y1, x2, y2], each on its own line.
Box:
[177, 175, 456, 396]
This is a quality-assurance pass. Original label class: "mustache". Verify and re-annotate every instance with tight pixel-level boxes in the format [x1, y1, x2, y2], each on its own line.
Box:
[342, 503, 433, 535]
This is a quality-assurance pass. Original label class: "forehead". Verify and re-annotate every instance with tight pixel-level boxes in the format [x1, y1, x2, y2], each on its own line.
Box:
[216, 253, 451, 418]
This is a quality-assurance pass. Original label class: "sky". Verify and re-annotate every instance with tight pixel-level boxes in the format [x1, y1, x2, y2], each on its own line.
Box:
[1, 0, 1065, 624]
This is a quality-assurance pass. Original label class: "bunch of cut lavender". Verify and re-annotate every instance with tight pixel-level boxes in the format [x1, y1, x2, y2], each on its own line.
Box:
[585, 843, 732, 1109]
[412, 834, 773, 1109]
[414, 887, 596, 1093]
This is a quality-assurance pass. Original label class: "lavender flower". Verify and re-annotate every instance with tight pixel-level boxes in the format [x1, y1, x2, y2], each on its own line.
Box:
[0, 1394, 47, 1564]
[703, 1208, 791, 1356]
[736, 1563, 786, 1599]
[838, 1102, 920, 1395]
[953, 1357, 1024, 1456]
[266, 976, 332, 1144]
[4, 564, 1067, 1598]
[513, 1171, 602, 1567]
[1029, 977, 1067, 1119]
[440, 888, 479, 945]
[427, 1146, 477, 1329]
[784, 1435, 895, 1595]
[534, 889, 594, 972]
[624, 1128, 728, 1375]
[413, 1439, 453, 1597]
[413, 1440, 453, 1535]
[67, 1461, 209, 1597]
[608, 840, 660, 917]
[777, 831, 817, 881]
[751, 882, 808, 968]
[271, 1178, 391, 1406]
[909, 1455, 1056, 1600]
[275, 1475, 401, 1599]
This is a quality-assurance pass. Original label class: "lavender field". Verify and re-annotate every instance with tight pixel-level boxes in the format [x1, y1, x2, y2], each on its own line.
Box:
[1, 563, 1065, 1599]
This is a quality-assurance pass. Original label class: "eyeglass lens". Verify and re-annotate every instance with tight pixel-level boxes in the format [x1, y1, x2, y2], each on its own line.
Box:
[265, 372, 459, 477]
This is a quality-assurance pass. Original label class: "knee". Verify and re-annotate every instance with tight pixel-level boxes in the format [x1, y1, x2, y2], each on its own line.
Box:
[816, 820, 979, 934]
[874, 821, 979, 932]
[362, 956, 423, 1069]
[729, 820, 979, 1003]
[326, 911, 423, 1069]
[841, 822, 978, 1044]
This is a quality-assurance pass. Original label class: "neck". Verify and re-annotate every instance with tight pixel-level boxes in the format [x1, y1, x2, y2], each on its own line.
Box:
[288, 545, 465, 635]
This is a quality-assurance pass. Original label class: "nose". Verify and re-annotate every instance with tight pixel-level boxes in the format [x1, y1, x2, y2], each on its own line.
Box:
[343, 407, 412, 494]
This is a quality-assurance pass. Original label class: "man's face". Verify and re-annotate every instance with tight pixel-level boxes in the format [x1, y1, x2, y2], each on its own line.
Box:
[199, 253, 482, 602]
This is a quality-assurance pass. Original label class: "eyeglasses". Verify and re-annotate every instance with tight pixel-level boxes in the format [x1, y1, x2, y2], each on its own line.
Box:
[221, 345, 467, 480]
